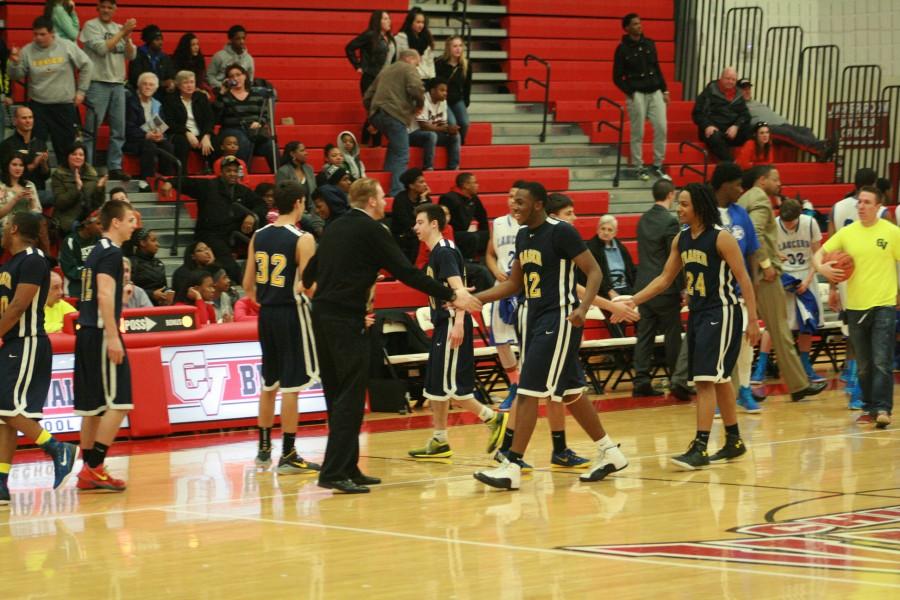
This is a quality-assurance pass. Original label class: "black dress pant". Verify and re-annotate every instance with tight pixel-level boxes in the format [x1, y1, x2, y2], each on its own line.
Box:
[632, 294, 683, 388]
[313, 309, 370, 483]
[700, 127, 748, 161]
[30, 101, 79, 158]
[123, 138, 176, 178]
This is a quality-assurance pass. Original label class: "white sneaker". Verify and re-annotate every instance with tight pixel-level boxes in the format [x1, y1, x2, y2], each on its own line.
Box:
[474, 459, 521, 490]
[580, 444, 628, 482]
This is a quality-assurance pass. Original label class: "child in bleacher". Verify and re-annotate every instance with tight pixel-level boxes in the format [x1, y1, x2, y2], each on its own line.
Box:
[212, 135, 248, 179]
[338, 131, 366, 180]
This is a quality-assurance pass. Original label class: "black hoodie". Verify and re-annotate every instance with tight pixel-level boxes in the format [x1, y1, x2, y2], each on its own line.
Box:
[613, 34, 667, 96]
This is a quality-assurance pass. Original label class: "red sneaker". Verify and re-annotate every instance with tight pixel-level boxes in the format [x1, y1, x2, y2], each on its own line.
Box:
[855, 413, 875, 425]
[77, 464, 127, 492]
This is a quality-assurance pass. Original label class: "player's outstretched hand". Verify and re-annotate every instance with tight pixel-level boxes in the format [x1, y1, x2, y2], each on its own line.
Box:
[746, 319, 761, 347]
[608, 301, 640, 323]
[566, 306, 588, 328]
[451, 287, 482, 313]
[106, 333, 125, 365]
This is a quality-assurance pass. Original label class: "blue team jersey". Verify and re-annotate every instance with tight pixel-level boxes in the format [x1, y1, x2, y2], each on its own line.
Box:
[677, 225, 739, 312]
[78, 238, 123, 329]
[0, 247, 50, 341]
[516, 218, 586, 321]
[426, 239, 466, 324]
[253, 223, 306, 305]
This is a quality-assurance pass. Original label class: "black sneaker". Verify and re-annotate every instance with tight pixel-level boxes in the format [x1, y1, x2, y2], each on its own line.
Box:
[255, 448, 272, 469]
[636, 167, 650, 181]
[276, 449, 320, 475]
[709, 436, 747, 463]
[670, 440, 710, 470]
[107, 169, 131, 181]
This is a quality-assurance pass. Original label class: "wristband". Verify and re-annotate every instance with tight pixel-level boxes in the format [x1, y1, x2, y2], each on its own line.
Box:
[759, 258, 772, 269]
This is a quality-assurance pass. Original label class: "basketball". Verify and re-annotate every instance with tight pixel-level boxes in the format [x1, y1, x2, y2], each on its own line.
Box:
[822, 251, 855, 282]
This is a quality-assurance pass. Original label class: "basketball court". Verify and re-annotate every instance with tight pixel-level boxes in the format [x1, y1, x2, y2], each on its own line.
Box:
[2, 383, 898, 597]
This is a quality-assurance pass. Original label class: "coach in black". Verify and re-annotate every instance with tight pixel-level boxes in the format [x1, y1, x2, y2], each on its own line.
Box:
[303, 177, 480, 494]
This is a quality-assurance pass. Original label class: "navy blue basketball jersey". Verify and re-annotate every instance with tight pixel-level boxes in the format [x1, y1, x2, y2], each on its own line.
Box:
[677, 225, 739, 312]
[0, 247, 50, 341]
[78, 238, 124, 328]
[425, 239, 466, 323]
[515, 218, 587, 320]
[253, 224, 306, 305]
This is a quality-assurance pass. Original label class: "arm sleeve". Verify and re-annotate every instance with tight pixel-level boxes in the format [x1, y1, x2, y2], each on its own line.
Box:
[743, 212, 760, 256]
[50, 172, 82, 210]
[345, 32, 369, 70]
[651, 40, 667, 93]
[58, 237, 81, 281]
[20, 254, 49, 286]
[406, 68, 425, 109]
[745, 198, 774, 262]
[79, 21, 109, 55]
[692, 89, 710, 129]
[821, 228, 843, 253]
[207, 53, 223, 87]
[553, 222, 589, 260]
[433, 247, 461, 280]
[95, 247, 121, 280]
[734, 101, 751, 129]
[395, 33, 409, 53]
[73, 46, 93, 93]
[376, 223, 454, 300]
[612, 44, 631, 95]
[810, 217, 822, 243]
[53, 6, 81, 41]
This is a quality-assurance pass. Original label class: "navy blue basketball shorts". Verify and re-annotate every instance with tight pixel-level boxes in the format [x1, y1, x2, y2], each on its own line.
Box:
[687, 304, 743, 383]
[258, 298, 319, 393]
[424, 315, 475, 401]
[0, 336, 52, 419]
[74, 327, 133, 416]
[517, 307, 586, 402]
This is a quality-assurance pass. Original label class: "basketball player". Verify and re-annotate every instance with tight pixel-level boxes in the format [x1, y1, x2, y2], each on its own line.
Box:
[628, 183, 761, 469]
[485, 181, 526, 411]
[0, 213, 80, 504]
[407, 204, 508, 458]
[74, 198, 137, 491]
[243, 181, 321, 474]
[472, 182, 635, 490]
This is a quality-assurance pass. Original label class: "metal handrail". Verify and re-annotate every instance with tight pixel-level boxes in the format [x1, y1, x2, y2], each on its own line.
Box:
[153, 146, 184, 256]
[596, 97, 624, 187]
[524, 54, 551, 143]
[678, 140, 709, 182]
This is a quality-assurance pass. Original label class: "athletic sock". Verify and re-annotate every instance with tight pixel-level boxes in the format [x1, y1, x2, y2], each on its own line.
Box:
[81, 447, 95, 467]
[478, 405, 494, 422]
[506, 450, 523, 464]
[0, 462, 10, 486]
[433, 430, 448, 443]
[551, 430, 567, 454]
[724, 423, 741, 439]
[695, 430, 711, 450]
[500, 428, 514, 453]
[258, 426, 272, 452]
[800, 351, 815, 374]
[282, 432, 296, 456]
[87, 442, 109, 469]
[754, 352, 769, 375]
[596, 434, 616, 450]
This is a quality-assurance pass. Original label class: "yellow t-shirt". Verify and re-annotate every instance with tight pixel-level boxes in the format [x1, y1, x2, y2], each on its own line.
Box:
[822, 219, 900, 310]
[44, 299, 77, 334]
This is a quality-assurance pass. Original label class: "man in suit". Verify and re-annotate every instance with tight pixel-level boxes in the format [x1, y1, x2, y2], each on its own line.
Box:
[632, 179, 692, 399]
[738, 165, 827, 401]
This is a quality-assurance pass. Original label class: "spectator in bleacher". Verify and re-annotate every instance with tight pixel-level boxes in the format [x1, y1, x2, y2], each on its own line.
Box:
[439, 172, 488, 261]
[338, 131, 366, 180]
[276, 141, 324, 235]
[44, 0, 79, 42]
[253, 182, 277, 225]
[174, 268, 217, 325]
[214, 64, 275, 173]
[210, 268, 235, 323]
[7, 16, 92, 164]
[44, 270, 77, 333]
[312, 186, 349, 229]
[364, 49, 425, 197]
[390, 167, 431, 261]
[208, 25, 254, 89]
[59, 209, 101, 297]
[876, 176, 894, 205]
[316, 144, 345, 187]
[409, 78, 461, 172]
[128, 24, 175, 98]
[739, 164, 827, 401]
[738, 78, 833, 161]
[170, 240, 215, 296]
[346, 10, 397, 147]
[178, 156, 256, 282]
[0, 108, 51, 201]
[692, 67, 750, 161]
[734, 121, 773, 171]
[164, 70, 215, 174]
[395, 7, 435, 83]
[212, 135, 248, 179]
[124, 72, 174, 190]
[129, 227, 173, 305]
[613, 13, 670, 182]
[435, 36, 471, 145]
[121, 256, 153, 309]
[633, 178, 689, 398]
[79, 0, 136, 179]
[173, 33, 210, 97]
[587, 215, 637, 300]
[51, 143, 108, 234]
[0, 154, 42, 226]
[0, 40, 11, 143]
[316, 168, 352, 221]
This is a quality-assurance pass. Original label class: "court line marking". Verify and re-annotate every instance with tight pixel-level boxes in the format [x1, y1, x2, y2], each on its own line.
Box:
[156, 506, 900, 591]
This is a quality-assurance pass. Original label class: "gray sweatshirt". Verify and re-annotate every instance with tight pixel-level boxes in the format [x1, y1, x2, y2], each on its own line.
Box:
[8, 38, 92, 104]
[79, 18, 134, 84]
[207, 45, 255, 88]
[746, 99, 788, 127]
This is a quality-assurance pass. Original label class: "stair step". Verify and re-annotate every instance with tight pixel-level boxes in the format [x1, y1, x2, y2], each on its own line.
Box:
[473, 112, 548, 123]
[491, 122, 579, 136]
[493, 134, 591, 145]
[472, 72, 508, 82]
[431, 26, 508, 38]
[470, 93, 518, 103]
[530, 144, 611, 158]
[417, 2, 507, 15]
[530, 157, 604, 167]
[469, 50, 508, 60]
[469, 102, 544, 114]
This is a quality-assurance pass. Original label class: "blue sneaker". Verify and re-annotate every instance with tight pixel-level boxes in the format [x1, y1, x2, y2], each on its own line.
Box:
[498, 384, 517, 412]
[840, 360, 857, 383]
[848, 397, 863, 410]
[737, 387, 762, 414]
[46, 440, 80, 490]
[495, 450, 532, 473]
[551, 448, 590, 468]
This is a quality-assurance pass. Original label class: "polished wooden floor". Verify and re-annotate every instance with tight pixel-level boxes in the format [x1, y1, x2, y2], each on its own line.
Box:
[2, 385, 898, 599]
